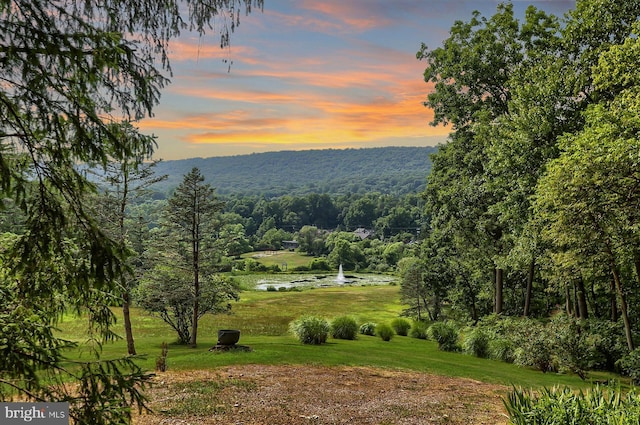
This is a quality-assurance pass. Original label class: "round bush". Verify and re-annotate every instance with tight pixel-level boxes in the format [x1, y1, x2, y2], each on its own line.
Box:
[489, 337, 515, 363]
[616, 348, 640, 384]
[289, 315, 330, 345]
[376, 323, 395, 341]
[428, 321, 459, 352]
[462, 327, 490, 358]
[359, 322, 377, 336]
[391, 318, 411, 336]
[330, 316, 358, 340]
[310, 258, 331, 271]
[409, 321, 429, 339]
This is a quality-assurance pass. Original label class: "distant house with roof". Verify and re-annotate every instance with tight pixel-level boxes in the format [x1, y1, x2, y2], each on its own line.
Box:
[354, 228, 374, 240]
[282, 240, 299, 250]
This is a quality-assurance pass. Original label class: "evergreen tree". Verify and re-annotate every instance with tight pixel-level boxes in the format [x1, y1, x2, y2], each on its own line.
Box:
[139, 168, 236, 347]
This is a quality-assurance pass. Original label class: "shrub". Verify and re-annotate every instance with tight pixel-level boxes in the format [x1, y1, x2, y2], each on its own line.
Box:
[359, 322, 377, 336]
[513, 326, 555, 373]
[616, 348, 640, 384]
[548, 314, 596, 379]
[310, 258, 331, 271]
[330, 316, 359, 340]
[586, 318, 627, 371]
[488, 337, 515, 363]
[376, 323, 395, 341]
[244, 259, 268, 272]
[391, 318, 411, 336]
[155, 342, 168, 372]
[428, 321, 459, 352]
[289, 315, 330, 345]
[505, 386, 640, 425]
[409, 321, 429, 339]
[462, 327, 490, 358]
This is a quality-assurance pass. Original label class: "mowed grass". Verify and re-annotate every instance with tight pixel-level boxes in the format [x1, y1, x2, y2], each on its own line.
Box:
[240, 250, 313, 269]
[57, 284, 617, 390]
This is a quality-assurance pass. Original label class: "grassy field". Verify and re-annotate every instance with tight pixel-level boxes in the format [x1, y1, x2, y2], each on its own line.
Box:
[57, 281, 619, 391]
[240, 250, 313, 269]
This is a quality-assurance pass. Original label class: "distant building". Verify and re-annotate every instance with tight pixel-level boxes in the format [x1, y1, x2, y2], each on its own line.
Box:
[354, 228, 374, 240]
[282, 240, 299, 250]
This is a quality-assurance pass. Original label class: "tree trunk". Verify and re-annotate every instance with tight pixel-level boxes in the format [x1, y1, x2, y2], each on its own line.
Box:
[565, 285, 572, 316]
[190, 230, 200, 348]
[590, 278, 600, 318]
[611, 265, 634, 351]
[634, 251, 640, 287]
[122, 290, 136, 355]
[610, 275, 618, 322]
[576, 275, 588, 319]
[420, 294, 433, 321]
[461, 275, 478, 323]
[495, 267, 503, 315]
[572, 282, 579, 318]
[119, 176, 137, 355]
[523, 258, 534, 317]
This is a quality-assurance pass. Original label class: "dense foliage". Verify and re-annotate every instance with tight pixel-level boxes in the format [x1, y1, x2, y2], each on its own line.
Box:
[149, 147, 436, 197]
[415, 0, 640, 367]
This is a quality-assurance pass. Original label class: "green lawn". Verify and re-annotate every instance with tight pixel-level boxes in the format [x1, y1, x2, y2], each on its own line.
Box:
[240, 250, 313, 269]
[57, 284, 619, 390]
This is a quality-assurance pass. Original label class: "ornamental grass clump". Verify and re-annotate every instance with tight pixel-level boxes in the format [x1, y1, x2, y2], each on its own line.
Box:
[289, 315, 330, 345]
[359, 322, 377, 336]
[376, 323, 395, 341]
[409, 321, 429, 339]
[330, 316, 358, 340]
[428, 321, 459, 352]
[391, 318, 411, 336]
[462, 327, 490, 358]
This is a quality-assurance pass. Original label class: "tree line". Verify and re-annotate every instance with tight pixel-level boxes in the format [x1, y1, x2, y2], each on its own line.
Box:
[148, 146, 436, 197]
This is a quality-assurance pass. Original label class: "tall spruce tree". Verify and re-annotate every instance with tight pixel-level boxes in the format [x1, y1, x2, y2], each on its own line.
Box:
[140, 167, 234, 347]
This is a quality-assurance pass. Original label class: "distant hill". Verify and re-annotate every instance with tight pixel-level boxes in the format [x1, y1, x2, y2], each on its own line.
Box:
[151, 146, 438, 197]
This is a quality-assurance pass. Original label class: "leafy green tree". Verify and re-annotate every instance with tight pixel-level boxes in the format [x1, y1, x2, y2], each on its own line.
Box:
[534, 21, 640, 350]
[382, 241, 405, 267]
[256, 228, 292, 251]
[398, 257, 427, 320]
[343, 195, 378, 230]
[218, 223, 252, 258]
[327, 238, 365, 271]
[296, 225, 327, 256]
[137, 260, 239, 344]
[418, 3, 540, 314]
[0, 0, 261, 421]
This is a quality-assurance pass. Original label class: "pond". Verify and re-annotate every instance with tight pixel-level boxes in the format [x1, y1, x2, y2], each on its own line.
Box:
[251, 272, 397, 291]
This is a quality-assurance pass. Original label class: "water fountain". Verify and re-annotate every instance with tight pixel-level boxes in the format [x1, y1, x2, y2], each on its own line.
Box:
[335, 264, 348, 283]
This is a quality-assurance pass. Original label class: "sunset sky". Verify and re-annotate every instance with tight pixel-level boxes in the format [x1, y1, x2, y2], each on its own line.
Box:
[138, 0, 575, 160]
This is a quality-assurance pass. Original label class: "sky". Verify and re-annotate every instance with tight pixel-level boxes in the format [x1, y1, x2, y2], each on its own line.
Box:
[137, 0, 576, 160]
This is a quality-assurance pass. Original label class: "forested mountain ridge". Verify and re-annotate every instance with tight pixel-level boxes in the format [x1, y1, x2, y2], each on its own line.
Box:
[151, 146, 437, 196]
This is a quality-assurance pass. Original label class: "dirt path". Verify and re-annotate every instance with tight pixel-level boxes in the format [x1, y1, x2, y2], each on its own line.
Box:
[135, 365, 509, 425]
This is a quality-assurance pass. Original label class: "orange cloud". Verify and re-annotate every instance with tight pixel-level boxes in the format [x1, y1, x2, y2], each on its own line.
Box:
[138, 52, 444, 154]
[298, 1, 394, 32]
